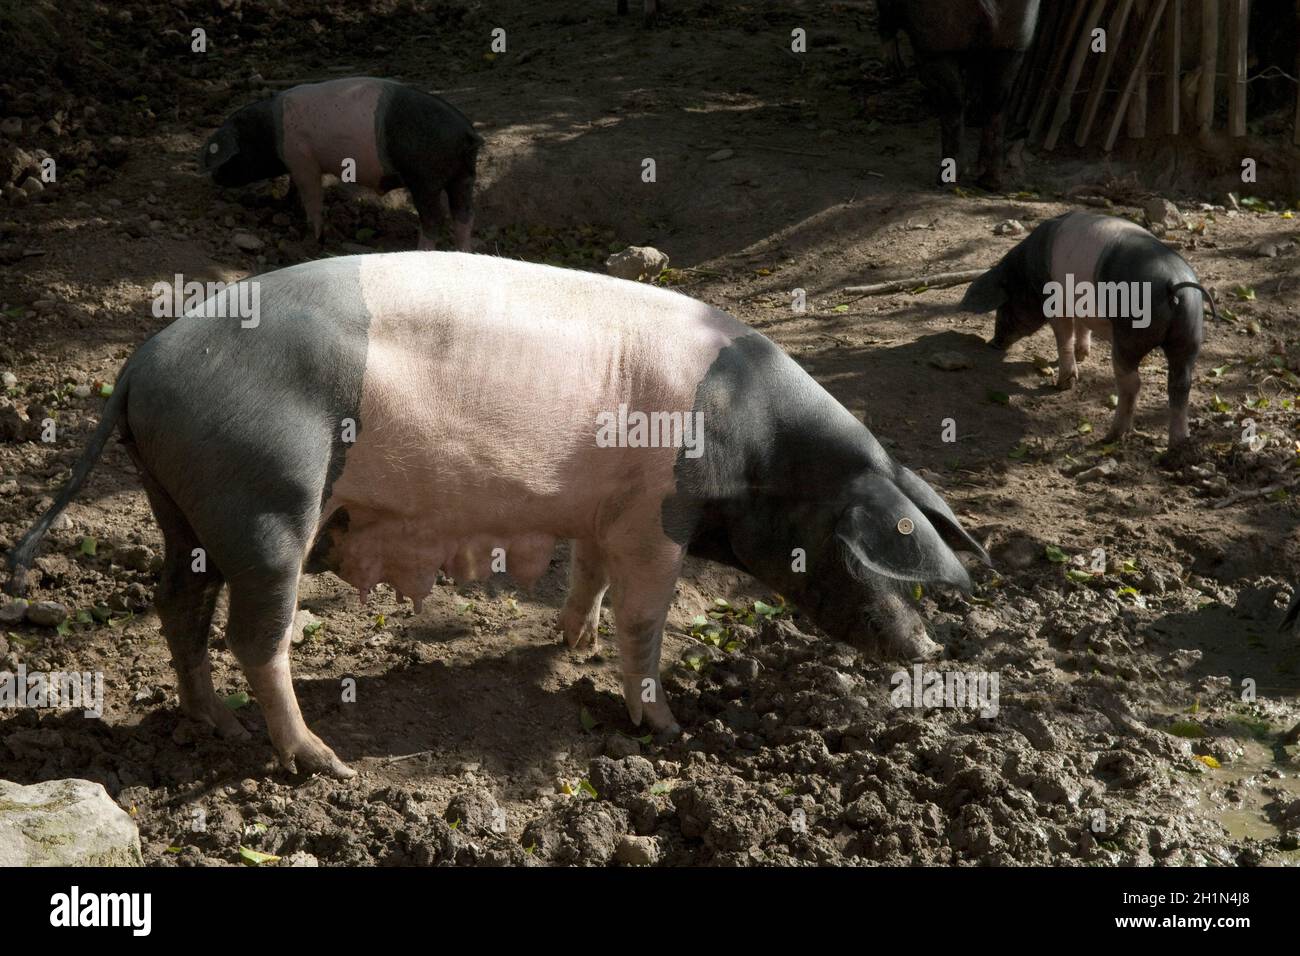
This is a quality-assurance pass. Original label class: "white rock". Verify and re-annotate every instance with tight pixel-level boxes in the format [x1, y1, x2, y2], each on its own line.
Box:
[993, 219, 1024, 236]
[605, 245, 669, 282]
[706, 148, 734, 162]
[232, 232, 264, 252]
[0, 779, 142, 866]
[615, 834, 660, 866]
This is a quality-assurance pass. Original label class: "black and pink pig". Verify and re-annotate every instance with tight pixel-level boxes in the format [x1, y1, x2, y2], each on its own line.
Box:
[8, 253, 988, 778]
[200, 77, 481, 251]
[961, 211, 1214, 451]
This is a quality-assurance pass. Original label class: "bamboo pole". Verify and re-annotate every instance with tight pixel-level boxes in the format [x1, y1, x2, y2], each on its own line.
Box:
[1127, 0, 1151, 138]
[1045, 0, 1111, 150]
[1197, 0, 1220, 134]
[1226, 0, 1249, 136]
[1029, 0, 1090, 140]
[1077, 0, 1138, 146]
[1164, 0, 1182, 134]
[1106, 0, 1171, 150]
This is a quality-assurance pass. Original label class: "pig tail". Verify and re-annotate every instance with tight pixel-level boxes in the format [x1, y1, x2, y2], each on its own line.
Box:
[1169, 281, 1218, 322]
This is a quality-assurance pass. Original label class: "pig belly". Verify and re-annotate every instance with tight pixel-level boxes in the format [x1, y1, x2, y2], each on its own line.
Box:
[279, 79, 388, 187]
[320, 252, 744, 602]
[1049, 214, 1147, 288]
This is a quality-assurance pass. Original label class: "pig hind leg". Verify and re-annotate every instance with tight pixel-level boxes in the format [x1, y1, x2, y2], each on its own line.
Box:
[222, 521, 354, 778]
[1105, 355, 1143, 442]
[140, 471, 245, 739]
[918, 55, 964, 186]
[1164, 343, 1196, 447]
[559, 538, 609, 650]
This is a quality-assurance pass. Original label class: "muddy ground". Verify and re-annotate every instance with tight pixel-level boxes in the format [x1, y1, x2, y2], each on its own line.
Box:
[2, 0, 1300, 866]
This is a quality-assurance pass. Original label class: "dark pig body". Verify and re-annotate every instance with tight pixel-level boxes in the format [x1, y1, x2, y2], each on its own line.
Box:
[961, 211, 1211, 448]
[200, 77, 481, 250]
[7, 253, 987, 778]
[878, 0, 1040, 189]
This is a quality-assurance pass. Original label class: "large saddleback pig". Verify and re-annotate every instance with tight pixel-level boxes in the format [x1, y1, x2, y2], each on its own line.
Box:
[200, 77, 481, 250]
[961, 211, 1213, 451]
[878, 0, 1040, 190]
[7, 253, 988, 778]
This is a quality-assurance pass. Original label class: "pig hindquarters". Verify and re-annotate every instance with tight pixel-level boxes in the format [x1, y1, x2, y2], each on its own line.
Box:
[7, 253, 987, 778]
[878, 0, 1040, 190]
[199, 77, 480, 251]
[961, 211, 1211, 448]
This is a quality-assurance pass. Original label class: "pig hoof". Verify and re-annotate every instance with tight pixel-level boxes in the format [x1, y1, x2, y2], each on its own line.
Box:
[558, 607, 600, 650]
[181, 699, 250, 740]
[1158, 440, 1200, 468]
[622, 677, 678, 735]
[1055, 372, 1077, 391]
[280, 734, 356, 779]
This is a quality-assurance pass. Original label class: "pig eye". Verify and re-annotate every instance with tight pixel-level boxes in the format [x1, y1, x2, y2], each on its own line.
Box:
[208, 142, 219, 154]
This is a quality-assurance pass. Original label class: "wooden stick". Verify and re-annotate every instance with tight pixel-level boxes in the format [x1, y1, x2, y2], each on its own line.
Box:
[1226, 0, 1249, 136]
[1212, 480, 1298, 509]
[1197, 0, 1220, 134]
[1077, 0, 1138, 147]
[1105, 0, 1170, 150]
[1127, 0, 1151, 138]
[1011, 0, 1065, 130]
[843, 269, 986, 296]
[1045, 0, 1110, 150]
[1164, 0, 1182, 134]
[1031, 0, 1092, 141]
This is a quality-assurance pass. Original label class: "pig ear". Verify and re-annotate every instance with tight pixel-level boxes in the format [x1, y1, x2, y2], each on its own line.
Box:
[892, 465, 991, 566]
[835, 474, 972, 591]
[960, 266, 1007, 313]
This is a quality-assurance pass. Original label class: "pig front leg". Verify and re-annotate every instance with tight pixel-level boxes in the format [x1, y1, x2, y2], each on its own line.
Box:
[559, 538, 609, 649]
[919, 56, 964, 187]
[285, 159, 326, 243]
[1051, 315, 1078, 389]
[1105, 357, 1142, 443]
[445, 172, 476, 252]
[1075, 327, 1092, 363]
[226, 566, 355, 778]
[606, 540, 683, 736]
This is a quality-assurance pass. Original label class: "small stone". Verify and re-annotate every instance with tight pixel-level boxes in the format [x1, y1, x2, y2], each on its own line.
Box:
[0, 599, 28, 625]
[1, 371, 15, 389]
[0, 117, 22, 137]
[605, 245, 669, 282]
[706, 148, 734, 162]
[232, 232, 264, 252]
[993, 219, 1024, 236]
[20, 178, 44, 196]
[615, 834, 659, 865]
[1075, 457, 1118, 483]
[928, 351, 971, 371]
[25, 600, 67, 627]
[71, 384, 91, 398]
[1143, 197, 1184, 232]
[115, 544, 155, 572]
[292, 609, 322, 645]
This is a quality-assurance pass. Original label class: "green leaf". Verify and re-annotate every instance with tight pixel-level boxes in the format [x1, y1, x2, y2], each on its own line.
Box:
[98, 383, 114, 398]
[911, 582, 923, 601]
[578, 779, 598, 799]
[1044, 545, 1068, 563]
[1232, 284, 1256, 301]
[224, 691, 251, 710]
[986, 389, 1011, 406]
[1065, 569, 1094, 584]
[579, 706, 598, 732]
[79, 536, 97, 557]
[355, 227, 376, 242]
[238, 847, 280, 866]
[1077, 420, 1093, 435]
[1168, 720, 1207, 739]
